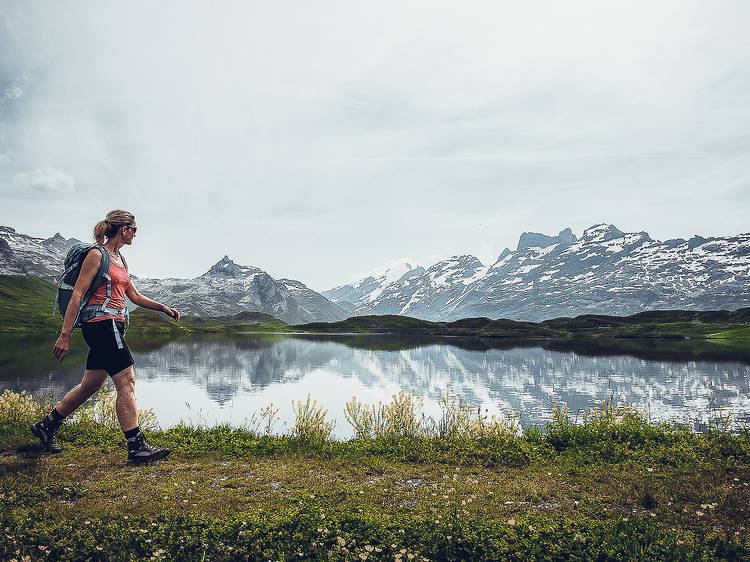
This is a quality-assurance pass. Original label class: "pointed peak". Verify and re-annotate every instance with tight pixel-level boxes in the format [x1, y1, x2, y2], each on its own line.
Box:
[202, 255, 261, 278]
[42, 232, 72, 247]
[496, 248, 511, 261]
[688, 235, 708, 250]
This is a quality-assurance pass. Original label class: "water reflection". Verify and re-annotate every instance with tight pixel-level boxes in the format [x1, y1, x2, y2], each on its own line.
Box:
[2, 333, 748, 437]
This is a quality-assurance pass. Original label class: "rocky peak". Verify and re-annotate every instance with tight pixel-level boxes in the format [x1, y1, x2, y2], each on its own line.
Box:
[495, 248, 511, 262]
[396, 266, 425, 283]
[688, 235, 708, 250]
[41, 232, 71, 250]
[425, 255, 481, 272]
[451, 255, 484, 269]
[202, 256, 262, 279]
[581, 224, 625, 243]
[517, 228, 577, 250]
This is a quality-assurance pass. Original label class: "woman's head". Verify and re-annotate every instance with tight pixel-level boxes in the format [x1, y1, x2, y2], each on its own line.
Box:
[93, 209, 136, 245]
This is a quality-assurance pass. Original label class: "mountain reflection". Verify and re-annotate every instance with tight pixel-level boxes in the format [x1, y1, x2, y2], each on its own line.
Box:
[2, 334, 748, 433]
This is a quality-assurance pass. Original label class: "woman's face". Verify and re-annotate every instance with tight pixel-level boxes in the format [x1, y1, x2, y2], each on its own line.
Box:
[121, 220, 137, 245]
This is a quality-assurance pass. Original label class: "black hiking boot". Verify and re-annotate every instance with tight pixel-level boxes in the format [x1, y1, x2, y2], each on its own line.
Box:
[31, 420, 62, 453]
[127, 432, 170, 464]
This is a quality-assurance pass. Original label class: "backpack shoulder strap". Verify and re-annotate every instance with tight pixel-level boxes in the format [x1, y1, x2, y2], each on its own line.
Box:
[90, 245, 111, 288]
[119, 252, 129, 271]
[70, 246, 110, 327]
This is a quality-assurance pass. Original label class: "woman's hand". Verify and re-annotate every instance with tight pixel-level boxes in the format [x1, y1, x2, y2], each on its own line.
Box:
[53, 333, 71, 362]
[161, 305, 180, 322]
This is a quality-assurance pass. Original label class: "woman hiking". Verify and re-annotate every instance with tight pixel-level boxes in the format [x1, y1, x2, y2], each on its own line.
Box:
[31, 209, 180, 464]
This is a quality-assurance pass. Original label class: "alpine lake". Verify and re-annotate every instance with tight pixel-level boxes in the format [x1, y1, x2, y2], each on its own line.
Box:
[2, 332, 749, 438]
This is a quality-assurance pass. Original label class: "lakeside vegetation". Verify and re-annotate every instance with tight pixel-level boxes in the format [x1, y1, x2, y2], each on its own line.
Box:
[3, 275, 750, 343]
[3, 274, 749, 558]
[1, 387, 749, 560]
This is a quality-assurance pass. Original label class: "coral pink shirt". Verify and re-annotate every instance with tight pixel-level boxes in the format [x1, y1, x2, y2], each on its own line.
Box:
[86, 260, 130, 322]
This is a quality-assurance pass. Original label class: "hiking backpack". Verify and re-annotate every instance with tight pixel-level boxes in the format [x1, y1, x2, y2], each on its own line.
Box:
[52, 243, 127, 330]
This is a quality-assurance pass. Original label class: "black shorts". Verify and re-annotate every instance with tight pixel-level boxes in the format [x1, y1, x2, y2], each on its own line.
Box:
[81, 320, 134, 376]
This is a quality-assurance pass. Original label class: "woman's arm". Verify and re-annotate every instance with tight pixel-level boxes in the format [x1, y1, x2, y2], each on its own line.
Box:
[126, 281, 181, 322]
[53, 249, 101, 362]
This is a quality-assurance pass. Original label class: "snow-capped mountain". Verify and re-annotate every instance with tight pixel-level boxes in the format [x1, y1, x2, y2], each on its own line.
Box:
[323, 258, 426, 315]
[4, 222, 749, 323]
[0, 226, 81, 280]
[323, 224, 750, 321]
[119, 256, 348, 324]
[0, 225, 347, 324]
[324, 256, 486, 317]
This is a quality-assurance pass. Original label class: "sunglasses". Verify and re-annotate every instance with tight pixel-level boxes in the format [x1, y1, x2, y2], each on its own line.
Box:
[123, 225, 138, 233]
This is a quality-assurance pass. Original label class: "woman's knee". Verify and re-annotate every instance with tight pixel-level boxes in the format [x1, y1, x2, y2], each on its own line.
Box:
[80, 378, 104, 394]
[80, 370, 107, 394]
[112, 366, 136, 393]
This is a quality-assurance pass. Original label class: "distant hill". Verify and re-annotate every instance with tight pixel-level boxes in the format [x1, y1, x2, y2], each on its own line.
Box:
[0, 274, 59, 331]
[295, 309, 750, 339]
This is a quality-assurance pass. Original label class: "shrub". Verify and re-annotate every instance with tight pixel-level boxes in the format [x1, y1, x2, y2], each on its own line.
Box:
[345, 389, 426, 440]
[258, 402, 280, 436]
[436, 389, 519, 440]
[0, 389, 48, 425]
[291, 393, 335, 443]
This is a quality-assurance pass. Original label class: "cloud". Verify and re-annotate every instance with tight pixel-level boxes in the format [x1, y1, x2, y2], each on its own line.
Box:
[1, 2, 749, 288]
[0, 77, 27, 112]
[12, 168, 75, 193]
[5, 86, 23, 100]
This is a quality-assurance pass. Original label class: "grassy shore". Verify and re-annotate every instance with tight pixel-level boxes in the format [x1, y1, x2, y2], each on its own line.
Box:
[1, 390, 749, 560]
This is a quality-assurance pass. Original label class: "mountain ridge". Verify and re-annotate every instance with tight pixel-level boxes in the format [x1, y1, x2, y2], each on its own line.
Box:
[0, 226, 346, 324]
[3, 223, 749, 322]
[322, 223, 750, 321]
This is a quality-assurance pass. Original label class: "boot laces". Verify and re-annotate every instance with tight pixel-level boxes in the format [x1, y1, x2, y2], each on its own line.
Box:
[47, 427, 60, 447]
[134, 433, 160, 453]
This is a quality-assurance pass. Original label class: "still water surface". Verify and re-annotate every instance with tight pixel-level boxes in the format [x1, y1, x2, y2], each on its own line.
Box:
[2, 333, 749, 438]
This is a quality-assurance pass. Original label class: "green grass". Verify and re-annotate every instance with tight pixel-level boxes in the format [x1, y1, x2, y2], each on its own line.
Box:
[1, 390, 749, 560]
[708, 326, 750, 339]
[0, 274, 59, 331]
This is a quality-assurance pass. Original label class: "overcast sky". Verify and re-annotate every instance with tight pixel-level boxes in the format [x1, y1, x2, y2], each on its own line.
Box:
[1, 1, 749, 290]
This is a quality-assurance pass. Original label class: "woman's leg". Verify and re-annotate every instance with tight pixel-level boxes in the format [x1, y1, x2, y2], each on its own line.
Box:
[111, 365, 138, 431]
[32, 369, 107, 452]
[110, 365, 170, 463]
[55, 369, 108, 417]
